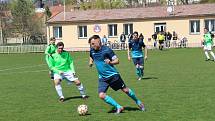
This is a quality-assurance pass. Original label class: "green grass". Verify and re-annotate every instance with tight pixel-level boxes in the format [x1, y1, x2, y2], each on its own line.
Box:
[0, 48, 215, 121]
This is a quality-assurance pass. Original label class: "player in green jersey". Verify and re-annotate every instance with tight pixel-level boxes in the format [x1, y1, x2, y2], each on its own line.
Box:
[45, 37, 57, 80]
[48, 42, 87, 102]
[203, 28, 215, 61]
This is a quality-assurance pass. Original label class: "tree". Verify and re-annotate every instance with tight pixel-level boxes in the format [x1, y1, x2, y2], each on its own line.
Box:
[10, 0, 39, 44]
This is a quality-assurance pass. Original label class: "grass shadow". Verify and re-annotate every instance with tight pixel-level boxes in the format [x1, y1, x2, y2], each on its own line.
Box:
[64, 95, 90, 102]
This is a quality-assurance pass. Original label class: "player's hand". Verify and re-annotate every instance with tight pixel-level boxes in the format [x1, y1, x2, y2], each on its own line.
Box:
[59, 71, 63, 75]
[128, 56, 131, 61]
[144, 56, 147, 61]
[104, 59, 111, 64]
[89, 63, 93, 67]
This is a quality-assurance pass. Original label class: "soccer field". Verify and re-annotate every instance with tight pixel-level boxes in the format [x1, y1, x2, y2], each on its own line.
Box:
[0, 48, 215, 121]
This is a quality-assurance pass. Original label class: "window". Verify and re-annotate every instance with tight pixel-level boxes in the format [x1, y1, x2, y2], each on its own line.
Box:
[108, 24, 117, 37]
[154, 23, 166, 33]
[53, 26, 62, 38]
[190, 20, 200, 34]
[78, 26, 87, 38]
[205, 19, 215, 32]
[123, 23, 133, 35]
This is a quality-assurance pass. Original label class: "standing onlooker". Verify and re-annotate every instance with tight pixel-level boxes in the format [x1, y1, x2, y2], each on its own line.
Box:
[48, 42, 87, 102]
[45, 37, 57, 80]
[166, 32, 172, 48]
[152, 32, 157, 49]
[139, 33, 144, 41]
[128, 33, 133, 43]
[203, 28, 215, 61]
[120, 32, 126, 50]
[88, 35, 145, 114]
[157, 31, 165, 50]
[172, 31, 178, 48]
[101, 35, 108, 46]
[128, 31, 148, 80]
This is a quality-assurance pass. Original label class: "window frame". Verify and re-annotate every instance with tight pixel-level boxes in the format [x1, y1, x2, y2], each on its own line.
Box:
[189, 20, 200, 35]
[123, 23, 133, 35]
[78, 25, 87, 39]
[108, 24, 118, 37]
[204, 19, 215, 33]
[53, 26, 62, 38]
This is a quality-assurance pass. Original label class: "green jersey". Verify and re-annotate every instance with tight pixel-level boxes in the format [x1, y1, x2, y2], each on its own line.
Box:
[45, 44, 57, 55]
[45, 44, 57, 68]
[48, 50, 75, 74]
[204, 33, 213, 46]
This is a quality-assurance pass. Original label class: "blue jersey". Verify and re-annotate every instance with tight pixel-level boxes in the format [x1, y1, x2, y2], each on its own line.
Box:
[90, 46, 118, 79]
[129, 39, 145, 58]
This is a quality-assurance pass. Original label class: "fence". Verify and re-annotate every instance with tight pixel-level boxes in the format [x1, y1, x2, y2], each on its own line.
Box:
[0, 42, 203, 54]
[0, 45, 47, 53]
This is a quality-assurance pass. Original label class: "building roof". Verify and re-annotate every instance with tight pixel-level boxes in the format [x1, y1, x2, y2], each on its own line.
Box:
[49, 5, 64, 18]
[47, 3, 215, 23]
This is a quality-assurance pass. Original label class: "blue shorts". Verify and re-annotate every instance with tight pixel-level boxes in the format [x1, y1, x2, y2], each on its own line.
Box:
[98, 74, 126, 93]
[132, 57, 144, 66]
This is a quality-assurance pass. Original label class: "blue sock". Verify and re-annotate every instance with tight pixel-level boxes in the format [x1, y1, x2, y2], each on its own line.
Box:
[127, 89, 142, 105]
[140, 68, 144, 77]
[104, 95, 122, 109]
[136, 68, 141, 77]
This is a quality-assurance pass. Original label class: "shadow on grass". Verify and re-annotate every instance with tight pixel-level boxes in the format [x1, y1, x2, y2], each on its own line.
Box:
[64, 95, 90, 102]
[107, 106, 140, 113]
[142, 77, 158, 80]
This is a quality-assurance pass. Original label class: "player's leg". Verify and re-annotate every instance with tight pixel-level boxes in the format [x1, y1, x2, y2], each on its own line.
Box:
[208, 45, 215, 61]
[111, 75, 145, 111]
[138, 57, 144, 79]
[122, 87, 145, 111]
[53, 73, 64, 102]
[98, 78, 123, 113]
[204, 46, 210, 60]
[63, 71, 87, 98]
[74, 80, 87, 98]
[133, 58, 141, 80]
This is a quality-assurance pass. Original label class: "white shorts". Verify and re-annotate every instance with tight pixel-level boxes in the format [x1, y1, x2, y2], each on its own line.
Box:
[54, 71, 78, 82]
[204, 45, 212, 51]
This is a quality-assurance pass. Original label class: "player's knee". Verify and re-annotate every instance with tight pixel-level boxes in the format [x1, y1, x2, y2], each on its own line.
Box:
[99, 93, 106, 100]
[54, 79, 61, 85]
[122, 87, 129, 94]
[74, 80, 81, 85]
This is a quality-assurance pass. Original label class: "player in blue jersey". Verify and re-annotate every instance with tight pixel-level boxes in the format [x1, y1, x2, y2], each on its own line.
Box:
[128, 31, 148, 81]
[88, 35, 145, 114]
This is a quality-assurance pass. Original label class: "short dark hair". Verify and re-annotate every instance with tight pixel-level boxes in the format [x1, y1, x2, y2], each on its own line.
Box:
[50, 37, 56, 41]
[56, 42, 64, 47]
[133, 31, 138, 36]
[88, 35, 101, 43]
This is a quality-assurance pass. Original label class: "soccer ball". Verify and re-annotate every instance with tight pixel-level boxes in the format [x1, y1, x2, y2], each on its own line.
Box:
[77, 104, 88, 116]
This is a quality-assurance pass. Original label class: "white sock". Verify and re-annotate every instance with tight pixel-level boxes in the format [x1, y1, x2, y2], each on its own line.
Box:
[209, 51, 215, 60]
[76, 83, 86, 97]
[55, 85, 64, 98]
[204, 51, 210, 59]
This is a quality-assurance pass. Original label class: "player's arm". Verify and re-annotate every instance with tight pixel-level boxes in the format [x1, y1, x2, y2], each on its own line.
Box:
[48, 57, 61, 74]
[104, 48, 119, 65]
[141, 41, 148, 60]
[127, 43, 132, 61]
[144, 47, 148, 60]
[89, 57, 94, 67]
[45, 45, 51, 55]
[67, 52, 75, 73]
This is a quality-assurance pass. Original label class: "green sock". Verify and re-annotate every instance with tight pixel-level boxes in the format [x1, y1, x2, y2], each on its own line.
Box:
[104, 95, 122, 109]
[127, 89, 142, 105]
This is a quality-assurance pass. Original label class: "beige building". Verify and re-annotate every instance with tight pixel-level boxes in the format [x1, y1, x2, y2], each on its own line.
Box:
[47, 3, 215, 50]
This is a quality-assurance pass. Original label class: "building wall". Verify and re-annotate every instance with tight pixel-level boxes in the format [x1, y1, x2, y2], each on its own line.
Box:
[47, 16, 215, 49]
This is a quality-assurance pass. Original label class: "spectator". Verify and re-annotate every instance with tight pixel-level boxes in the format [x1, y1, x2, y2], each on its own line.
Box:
[120, 32, 126, 50]
[166, 32, 172, 48]
[152, 32, 157, 49]
[101, 35, 108, 45]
